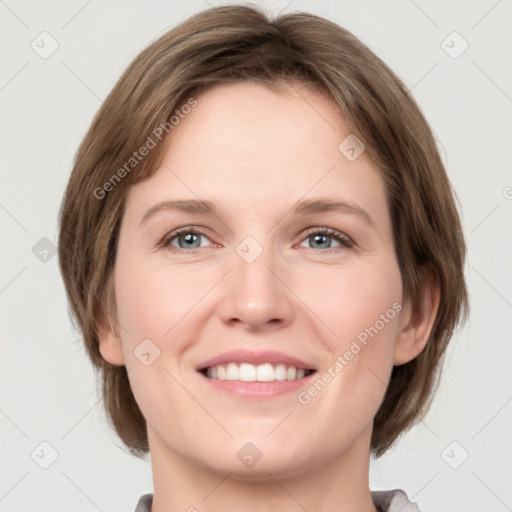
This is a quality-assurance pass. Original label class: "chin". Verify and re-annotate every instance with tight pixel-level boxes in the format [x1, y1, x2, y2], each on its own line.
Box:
[211, 458, 311, 482]
[194, 441, 323, 482]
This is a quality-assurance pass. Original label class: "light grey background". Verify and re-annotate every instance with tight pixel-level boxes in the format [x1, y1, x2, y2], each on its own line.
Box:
[1, 1, 511, 511]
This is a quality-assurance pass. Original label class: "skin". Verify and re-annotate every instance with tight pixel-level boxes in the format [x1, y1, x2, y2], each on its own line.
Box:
[97, 81, 440, 512]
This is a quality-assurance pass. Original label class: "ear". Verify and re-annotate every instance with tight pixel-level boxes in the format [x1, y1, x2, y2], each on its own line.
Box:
[96, 302, 125, 367]
[394, 267, 441, 366]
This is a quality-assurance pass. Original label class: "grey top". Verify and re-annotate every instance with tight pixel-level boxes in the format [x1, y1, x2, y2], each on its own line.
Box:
[134, 489, 421, 511]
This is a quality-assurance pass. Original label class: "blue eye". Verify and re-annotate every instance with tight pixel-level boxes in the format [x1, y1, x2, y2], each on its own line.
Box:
[160, 226, 354, 254]
[300, 227, 354, 251]
[161, 227, 211, 252]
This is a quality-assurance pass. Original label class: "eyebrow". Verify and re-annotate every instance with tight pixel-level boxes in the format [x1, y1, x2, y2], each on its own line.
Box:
[139, 198, 375, 228]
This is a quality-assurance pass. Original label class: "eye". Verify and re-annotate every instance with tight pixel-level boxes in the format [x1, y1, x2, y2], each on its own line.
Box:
[298, 227, 354, 251]
[159, 226, 354, 254]
[160, 227, 214, 253]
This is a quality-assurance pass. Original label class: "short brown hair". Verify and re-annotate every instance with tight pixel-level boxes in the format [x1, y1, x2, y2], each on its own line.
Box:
[58, 4, 468, 458]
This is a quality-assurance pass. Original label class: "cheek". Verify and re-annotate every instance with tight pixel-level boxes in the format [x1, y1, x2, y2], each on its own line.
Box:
[113, 258, 203, 433]
[298, 259, 403, 349]
[114, 256, 209, 345]
[342, 268, 401, 386]
[298, 258, 402, 416]
[293, 264, 402, 447]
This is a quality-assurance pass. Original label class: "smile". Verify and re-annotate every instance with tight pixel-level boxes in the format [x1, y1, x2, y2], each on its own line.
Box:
[200, 362, 316, 381]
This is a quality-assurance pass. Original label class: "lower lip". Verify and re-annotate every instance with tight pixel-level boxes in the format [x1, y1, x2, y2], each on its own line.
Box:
[197, 371, 316, 398]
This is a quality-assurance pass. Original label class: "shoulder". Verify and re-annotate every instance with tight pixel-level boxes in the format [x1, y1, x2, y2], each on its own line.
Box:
[371, 489, 422, 512]
[134, 490, 420, 511]
[133, 493, 153, 512]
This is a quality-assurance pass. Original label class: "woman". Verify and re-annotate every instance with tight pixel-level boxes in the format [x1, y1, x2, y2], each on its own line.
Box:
[58, 5, 468, 511]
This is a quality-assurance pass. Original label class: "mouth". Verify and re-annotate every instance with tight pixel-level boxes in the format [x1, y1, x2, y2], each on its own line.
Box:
[199, 363, 316, 381]
[195, 349, 317, 397]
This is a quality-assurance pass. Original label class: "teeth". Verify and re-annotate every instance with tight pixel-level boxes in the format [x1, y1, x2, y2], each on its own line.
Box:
[226, 362, 239, 380]
[257, 363, 274, 381]
[274, 364, 287, 381]
[204, 363, 312, 381]
[239, 363, 256, 381]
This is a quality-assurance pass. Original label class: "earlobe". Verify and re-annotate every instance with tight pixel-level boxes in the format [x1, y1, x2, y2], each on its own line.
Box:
[394, 268, 441, 366]
[96, 309, 125, 366]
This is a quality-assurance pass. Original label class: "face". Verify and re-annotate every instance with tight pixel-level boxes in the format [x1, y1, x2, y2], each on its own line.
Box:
[99, 81, 418, 479]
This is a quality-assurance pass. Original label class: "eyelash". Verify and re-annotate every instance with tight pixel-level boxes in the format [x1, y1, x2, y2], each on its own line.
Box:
[158, 226, 354, 254]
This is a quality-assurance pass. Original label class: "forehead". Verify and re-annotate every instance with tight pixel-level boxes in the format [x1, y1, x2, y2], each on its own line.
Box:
[124, 81, 387, 227]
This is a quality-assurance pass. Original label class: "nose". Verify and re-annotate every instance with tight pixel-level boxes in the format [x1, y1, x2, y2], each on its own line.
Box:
[217, 241, 296, 332]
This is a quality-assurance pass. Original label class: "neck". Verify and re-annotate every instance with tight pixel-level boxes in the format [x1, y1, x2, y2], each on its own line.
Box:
[148, 426, 379, 512]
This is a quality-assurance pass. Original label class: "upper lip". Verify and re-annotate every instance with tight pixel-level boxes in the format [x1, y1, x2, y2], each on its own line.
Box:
[196, 349, 316, 371]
